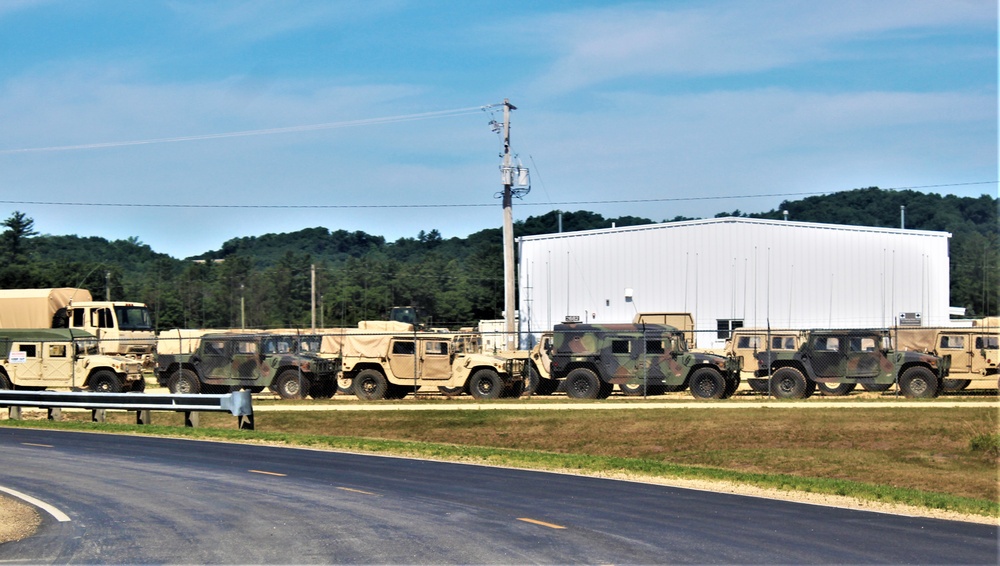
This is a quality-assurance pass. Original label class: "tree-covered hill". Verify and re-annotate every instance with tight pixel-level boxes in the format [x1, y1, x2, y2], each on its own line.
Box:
[1, 187, 996, 328]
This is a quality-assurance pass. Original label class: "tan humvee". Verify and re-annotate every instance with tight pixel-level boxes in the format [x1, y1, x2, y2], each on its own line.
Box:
[322, 324, 526, 400]
[0, 328, 145, 392]
[894, 323, 999, 390]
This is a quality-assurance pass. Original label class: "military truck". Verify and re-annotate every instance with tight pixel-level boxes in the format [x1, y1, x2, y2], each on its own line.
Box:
[0, 328, 145, 392]
[894, 324, 998, 391]
[323, 329, 527, 400]
[755, 329, 950, 399]
[155, 332, 339, 399]
[548, 323, 742, 399]
[0, 288, 155, 358]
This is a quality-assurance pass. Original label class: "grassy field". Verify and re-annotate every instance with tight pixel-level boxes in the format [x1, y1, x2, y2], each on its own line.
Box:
[6, 399, 997, 518]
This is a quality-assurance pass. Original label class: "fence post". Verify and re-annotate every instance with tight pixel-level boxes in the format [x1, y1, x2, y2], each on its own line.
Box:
[9, 406, 21, 420]
[136, 409, 152, 425]
[92, 408, 106, 423]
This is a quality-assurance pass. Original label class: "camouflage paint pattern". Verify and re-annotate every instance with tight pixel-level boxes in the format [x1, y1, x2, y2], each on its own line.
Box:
[155, 333, 340, 393]
[549, 323, 739, 387]
[754, 329, 950, 385]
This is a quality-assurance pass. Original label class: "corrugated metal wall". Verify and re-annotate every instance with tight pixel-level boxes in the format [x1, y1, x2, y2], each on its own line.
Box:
[517, 218, 951, 349]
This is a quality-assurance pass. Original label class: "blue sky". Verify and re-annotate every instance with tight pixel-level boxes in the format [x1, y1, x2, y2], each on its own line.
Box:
[0, 0, 995, 259]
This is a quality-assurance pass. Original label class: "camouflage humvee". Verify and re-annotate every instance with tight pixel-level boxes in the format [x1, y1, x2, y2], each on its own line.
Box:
[155, 333, 339, 399]
[0, 328, 145, 392]
[754, 329, 950, 399]
[549, 323, 742, 399]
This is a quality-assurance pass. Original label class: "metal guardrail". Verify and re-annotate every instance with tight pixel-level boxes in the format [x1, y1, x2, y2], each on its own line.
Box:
[0, 390, 255, 430]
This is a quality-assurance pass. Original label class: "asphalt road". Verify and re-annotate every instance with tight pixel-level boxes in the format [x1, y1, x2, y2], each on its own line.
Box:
[0, 428, 996, 564]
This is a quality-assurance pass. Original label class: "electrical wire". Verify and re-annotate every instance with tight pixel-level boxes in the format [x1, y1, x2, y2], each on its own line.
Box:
[0, 182, 992, 209]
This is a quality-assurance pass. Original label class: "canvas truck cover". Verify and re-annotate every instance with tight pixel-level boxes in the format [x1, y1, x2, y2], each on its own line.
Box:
[0, 288, 93, 328]
[157, 328, 265, 354]
[321, 330, 394, 358]
[357, 320, 414, 332]
[893, 328, 938, 353]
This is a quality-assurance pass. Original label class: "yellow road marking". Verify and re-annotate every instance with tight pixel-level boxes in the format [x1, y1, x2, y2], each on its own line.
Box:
[249, 470, 287, 477]
[21, 443, 53, 448]
[337, 487, 378, 496]
[518, 517, 566, 529]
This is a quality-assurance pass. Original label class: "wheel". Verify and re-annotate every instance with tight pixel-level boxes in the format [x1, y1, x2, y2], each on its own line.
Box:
[274, 370, 308, 400]
[565, 368, 602, 399]
[0, 372, 11, 389]
[168, 369, 201, 394]
[337, 376, 354, 396]
[438, 385, 464, 397]
[310, 380, 336, 399]
[129, 378, 146, 393]
[534, 377, 559, 396]
[619, 382, 666, 396]
[941, 379, 972, 392]
[523, 365, 541, 396]
[721, 375, 741, 399]
[89, 370, 123, 393]
[861, 381, 892, 392]
[768, 367, 808, 399]
[817, 381, 856, 396]
[899, 366, 940, 399]
[688, 367, 726, 399]
[596, 381, 614, 399]
[747, 379, 768, 393]
[354, 369, 389, 400]
[469, 369, 504, 400]
[504, 379, 526, 398]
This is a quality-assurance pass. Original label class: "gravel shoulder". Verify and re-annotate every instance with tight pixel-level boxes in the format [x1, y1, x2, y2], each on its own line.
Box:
[0, 494, 41, 544]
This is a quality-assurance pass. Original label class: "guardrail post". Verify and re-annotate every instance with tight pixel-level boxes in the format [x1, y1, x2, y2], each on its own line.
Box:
[136, 409, 152, 425]
[47, 408, 62, 421]
[184, 411, 199, 428]
[9, 406, 21, 420]
[238, 413, 254, 431]
[92, 408, 106, 423]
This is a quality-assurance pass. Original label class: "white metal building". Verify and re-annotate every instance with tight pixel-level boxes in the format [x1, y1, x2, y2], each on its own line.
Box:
[516, 217, 951, 349]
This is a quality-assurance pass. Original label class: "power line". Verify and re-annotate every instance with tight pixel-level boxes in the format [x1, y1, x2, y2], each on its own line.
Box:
[0, 182, 992, 210]
[0, 106, 487, 155]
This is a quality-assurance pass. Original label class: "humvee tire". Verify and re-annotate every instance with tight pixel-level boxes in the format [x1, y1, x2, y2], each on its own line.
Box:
[861, 381, 892, 392]
[129, 378, 146, 393]
[817, 382, 856, 396]
[354, 369, 389, 400]
[275, 370, 308, 400]
[438, 385, 464, 397]
[565, 367, 602, 399]
[168, 369, 201, 395]
[89, 370, 123, 393]
[0, 373, 10, 389]
[469, 369, 504, 400]
[941, 379, 971, 392]
[689, 367, 727, 399]
[769, 366, 809, 399]
[898, 366, 940, 399]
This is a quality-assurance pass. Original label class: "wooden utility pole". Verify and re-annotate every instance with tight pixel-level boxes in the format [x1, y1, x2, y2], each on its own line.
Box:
[501, 99, 517, 350]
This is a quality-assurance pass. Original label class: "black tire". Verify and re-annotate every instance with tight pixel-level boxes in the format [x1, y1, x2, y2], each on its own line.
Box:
[941, 379, 972, 392]
[337, 376, 355, 396]
[688, 367, 726, 399]
[817, 381, 856, 396]
[504, 379, 526, 398]
[167, 369, 201, 394]
[89, 370, 123, 393]
[438, 385, 464, 397]
[310, 380, 336, 399]
[535, 377, 559, 396]
[385, 383, 412, 399]
[469, 369, 504, 400]
[861, 381, 892, 392]
[721, 375, 741, 399]
[0, 372, 11, 389]
[769, 367, 808, 399]
[565, 368, 602, 399]
[275, 370, 308, 400]
[129, 378, 146, 393]
[747, 379, 768, 393]
[354, 369, 389, 400]
[899, 366, 940, 399]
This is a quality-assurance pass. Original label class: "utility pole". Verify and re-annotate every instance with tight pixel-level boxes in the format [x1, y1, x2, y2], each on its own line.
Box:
[311, 264, 316, 331]
[501, 99, 517, 351]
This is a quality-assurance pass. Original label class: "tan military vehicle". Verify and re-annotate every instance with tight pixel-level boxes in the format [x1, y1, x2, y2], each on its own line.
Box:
[323, 324, 526, 400]
[894, 322, 998, 391]
[0, 328, 145, 392]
